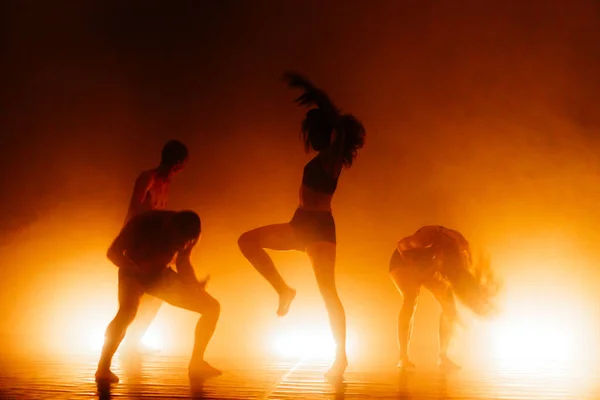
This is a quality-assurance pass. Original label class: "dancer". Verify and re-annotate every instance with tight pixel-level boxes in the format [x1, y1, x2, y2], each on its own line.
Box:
[121, 140, 188, 355]
[95, 210, 220, 384]
[390, 226, 500, 371]
[238, 72, 365, 377]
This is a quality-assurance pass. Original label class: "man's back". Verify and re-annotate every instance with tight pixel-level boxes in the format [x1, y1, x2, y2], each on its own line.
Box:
[124, 170, 171, 224]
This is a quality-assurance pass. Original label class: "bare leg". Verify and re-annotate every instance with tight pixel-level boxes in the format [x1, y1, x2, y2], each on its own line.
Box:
[147, 270, 221, 380]
[121, 294, 163, 355]
[238, 223, 299, 316]
[424, 276, 460, 371]
[96, 272, 144, 384]
[390, 267, 420, 369]
[306, 242, 347, 377]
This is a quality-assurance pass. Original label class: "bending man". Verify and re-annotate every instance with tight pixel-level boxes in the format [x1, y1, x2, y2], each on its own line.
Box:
[95, 210, 221, 384]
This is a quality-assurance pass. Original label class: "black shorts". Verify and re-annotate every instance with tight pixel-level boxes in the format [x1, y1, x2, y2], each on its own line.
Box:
[289, 208, 336, 251]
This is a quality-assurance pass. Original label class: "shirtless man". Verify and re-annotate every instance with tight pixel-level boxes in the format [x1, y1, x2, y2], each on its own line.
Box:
[389, 226, 499, 371]
[95, 210, 221, 384]
[121, 140, 188, 355]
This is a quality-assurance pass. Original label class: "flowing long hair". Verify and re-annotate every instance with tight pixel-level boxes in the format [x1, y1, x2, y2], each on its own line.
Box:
[444, 247, 503, 317]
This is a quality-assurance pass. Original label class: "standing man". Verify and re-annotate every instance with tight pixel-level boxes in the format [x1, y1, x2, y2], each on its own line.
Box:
[121, 139, 188, 355]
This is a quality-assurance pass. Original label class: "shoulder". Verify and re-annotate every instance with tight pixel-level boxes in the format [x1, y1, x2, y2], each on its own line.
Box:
[135, 170, 157, 186]
[413, 226, 441, 244]
[416, 226, 438, 236]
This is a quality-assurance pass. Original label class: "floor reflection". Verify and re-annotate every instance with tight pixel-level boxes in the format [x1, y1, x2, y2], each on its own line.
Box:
[0, 353, 597, 399]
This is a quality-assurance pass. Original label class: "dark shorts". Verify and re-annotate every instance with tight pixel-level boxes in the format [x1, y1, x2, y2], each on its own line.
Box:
[289, 208, 336, 251]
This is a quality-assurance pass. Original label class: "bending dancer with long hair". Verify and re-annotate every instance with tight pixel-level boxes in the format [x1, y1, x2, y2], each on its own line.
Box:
[390, 226, 501, 371]
[238, 72, 365, 377]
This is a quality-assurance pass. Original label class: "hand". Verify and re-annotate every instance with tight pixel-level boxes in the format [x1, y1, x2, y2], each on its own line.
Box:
[197, 275, 210, 290]
[293, 91, 322, 107]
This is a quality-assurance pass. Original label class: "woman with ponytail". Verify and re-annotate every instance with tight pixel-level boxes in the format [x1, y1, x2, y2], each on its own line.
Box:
[238, 72, 365, 378]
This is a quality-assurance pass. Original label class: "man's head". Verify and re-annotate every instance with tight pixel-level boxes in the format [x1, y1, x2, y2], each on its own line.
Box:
[173, 210, 201, 245]
[160, 140, 188, 175]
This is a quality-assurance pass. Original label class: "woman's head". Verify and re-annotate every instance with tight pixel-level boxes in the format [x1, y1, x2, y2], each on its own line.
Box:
[301, 108, 333, 152]
[301, 109, 365, 168]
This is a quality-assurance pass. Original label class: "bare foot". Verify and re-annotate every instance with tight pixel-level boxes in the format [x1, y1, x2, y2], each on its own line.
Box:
[438, 356, 461, 372]
[277, 287, 297, 317]
[189, 361, 223, 381]
[325, 356, 348, 378]
[397, 357, 416, 370]
[95, 369, 119, 384]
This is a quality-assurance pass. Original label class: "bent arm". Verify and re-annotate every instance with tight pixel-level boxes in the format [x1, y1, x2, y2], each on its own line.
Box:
[396, 228, 440, 267]
[397, 228, 435, 253]
[106, 230, 141, 274]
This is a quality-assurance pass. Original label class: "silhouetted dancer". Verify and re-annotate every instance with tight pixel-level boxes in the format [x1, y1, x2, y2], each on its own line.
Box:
[389, 226, 501, 371]
[95, 210, 221, 384]
[238, 72, 365, 378]
[121, 140, 188, 357]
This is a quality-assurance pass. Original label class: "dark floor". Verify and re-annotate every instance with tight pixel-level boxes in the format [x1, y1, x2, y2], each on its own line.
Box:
[0, 353, 597, 399]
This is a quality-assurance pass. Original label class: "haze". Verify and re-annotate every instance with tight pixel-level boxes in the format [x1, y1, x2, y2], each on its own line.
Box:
[1, 0, 599, 369]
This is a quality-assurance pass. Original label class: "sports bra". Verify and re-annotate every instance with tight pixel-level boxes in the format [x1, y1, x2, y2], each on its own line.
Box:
[302, 156, 339, 195]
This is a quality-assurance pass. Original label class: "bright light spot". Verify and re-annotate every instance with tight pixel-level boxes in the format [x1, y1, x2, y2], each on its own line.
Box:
[141, 330, 162, 351]
[89, 332, 105, 352]
[488, 297, 590, 373]
[271, 324, 356, 361]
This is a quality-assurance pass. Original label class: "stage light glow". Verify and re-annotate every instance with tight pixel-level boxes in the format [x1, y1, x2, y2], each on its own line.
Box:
[487, 296, 590, 373]
[270, 321, 357, 361]
[89, 332, 105, 353]
[141, 329, 162, 351]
